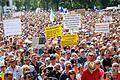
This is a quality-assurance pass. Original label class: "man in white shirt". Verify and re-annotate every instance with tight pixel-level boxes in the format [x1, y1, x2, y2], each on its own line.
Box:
[5, 57, 22, 80]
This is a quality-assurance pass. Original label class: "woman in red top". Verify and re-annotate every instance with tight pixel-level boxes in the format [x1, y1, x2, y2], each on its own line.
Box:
[111, 63, 120, 80]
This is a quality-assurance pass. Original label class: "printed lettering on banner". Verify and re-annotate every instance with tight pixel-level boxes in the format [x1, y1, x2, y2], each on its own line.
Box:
[95, 23, 109, 33]
[45, 25, 62, 38]
[61, 34, 78, 46]
[63, 14, 81, 29]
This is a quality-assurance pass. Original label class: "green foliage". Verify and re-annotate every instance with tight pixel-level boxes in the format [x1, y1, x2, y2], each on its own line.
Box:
[2, 0, 120, 11]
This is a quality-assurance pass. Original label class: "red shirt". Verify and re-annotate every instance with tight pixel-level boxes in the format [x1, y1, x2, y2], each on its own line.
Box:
[81, 69, 101, 80]
[112, 73, 120, 80]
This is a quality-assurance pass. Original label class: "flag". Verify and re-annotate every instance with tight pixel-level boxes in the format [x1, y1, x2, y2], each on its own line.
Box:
[0, 72, 4, 80]
[93, 5, 97, 11]
[50, 8, 55, 22]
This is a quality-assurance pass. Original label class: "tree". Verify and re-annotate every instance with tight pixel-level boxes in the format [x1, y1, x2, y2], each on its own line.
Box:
[11, 0, 120, 11]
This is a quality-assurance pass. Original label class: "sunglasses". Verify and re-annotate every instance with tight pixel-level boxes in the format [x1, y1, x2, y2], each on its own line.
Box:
[26, 75, 31, 78]
[25, 60, 29, 61]
[113, 65, 119, 67]
[96, 63, 101, 65]
[5, 59, 9, 61]
[89, 55, 94, 57]
[8, 74, 13, 76]
[70, 73, 75, 75]
[9, 61, 15, 63]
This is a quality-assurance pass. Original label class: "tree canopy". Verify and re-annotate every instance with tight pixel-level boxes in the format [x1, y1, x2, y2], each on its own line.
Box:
[0, 0, 120, 11]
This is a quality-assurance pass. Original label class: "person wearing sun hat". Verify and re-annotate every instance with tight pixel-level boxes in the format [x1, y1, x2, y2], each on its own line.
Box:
[81, 62, 102, 80]
[84, 52, 95, 68]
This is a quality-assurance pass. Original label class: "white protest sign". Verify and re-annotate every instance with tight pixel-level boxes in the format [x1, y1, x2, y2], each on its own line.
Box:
[32, 37, 46, 49]
[63, 14, 81, 28]
[3, 18, 21, 37]
[95, 23, 109, 33]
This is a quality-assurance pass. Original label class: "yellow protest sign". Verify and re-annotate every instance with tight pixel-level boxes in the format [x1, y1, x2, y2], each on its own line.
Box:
[61, 34, 78, 46]
[45, 25, 62, 38]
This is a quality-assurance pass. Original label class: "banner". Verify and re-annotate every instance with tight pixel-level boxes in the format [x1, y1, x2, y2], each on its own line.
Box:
[95, 23, 109, 33]
[45, 25, 62, 38]
[3, 18, 21, 37]
[61, 34, 78, 46]
[63, 14, 81, 28]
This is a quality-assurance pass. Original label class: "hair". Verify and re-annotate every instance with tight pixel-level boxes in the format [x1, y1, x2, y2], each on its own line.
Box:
[104, 72, 112, 80]
[105, 49, 112, 55]
[4, 72, 13, 77]
[112, 62, 119, 67]
[21, 65, 30, 76]
[68, 70, 76, 80]
[23, 71, 31, 79]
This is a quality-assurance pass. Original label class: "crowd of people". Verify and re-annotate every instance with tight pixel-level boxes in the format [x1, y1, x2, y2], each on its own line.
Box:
[0, 9, 120, 80]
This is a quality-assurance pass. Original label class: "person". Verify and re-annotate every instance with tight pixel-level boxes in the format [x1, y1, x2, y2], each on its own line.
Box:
[76, 64, 84, 80]
[23, 71, 32, 80]
[59, 61, 71, 80]
[104, 72, 112, 80]
[31, 54, 42, 74]
[111, 62, 120, 80]
[48, 54, 57, 67]
[102, 49, 113, 72]
[81, 62, 102, 80]
[65, 51, 71, 61]
[94, 60, 104, 80]
[21, 65, 30, 79]
[77, 49, 86, 66]
[23, 56, 37, 78]
[84, 52, 95, 68]
[5, 57, 22, 80]
[97, 46, 106, 61]
[54, 63, 62, 80]
[4, 71, 13, 80]
[67, 70, 77, 80]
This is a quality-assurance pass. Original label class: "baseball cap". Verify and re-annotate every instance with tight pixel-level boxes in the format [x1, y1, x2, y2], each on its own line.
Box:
[50, 54, 56, 60]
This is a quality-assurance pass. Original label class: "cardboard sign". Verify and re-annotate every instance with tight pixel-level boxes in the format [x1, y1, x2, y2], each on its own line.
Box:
[61, 34, 78, 46]
[63, 14, 81, 28]
[95, 23, 109, 33]
[32, 37, 39, 48]
[32, 37, 46, 49]
[3, 18, 21, 37]
[45, 25, 62, 38]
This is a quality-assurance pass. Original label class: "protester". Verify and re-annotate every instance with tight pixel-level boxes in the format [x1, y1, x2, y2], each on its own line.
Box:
[111, 62, 120, 80]
[0, 9, 120, 80]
